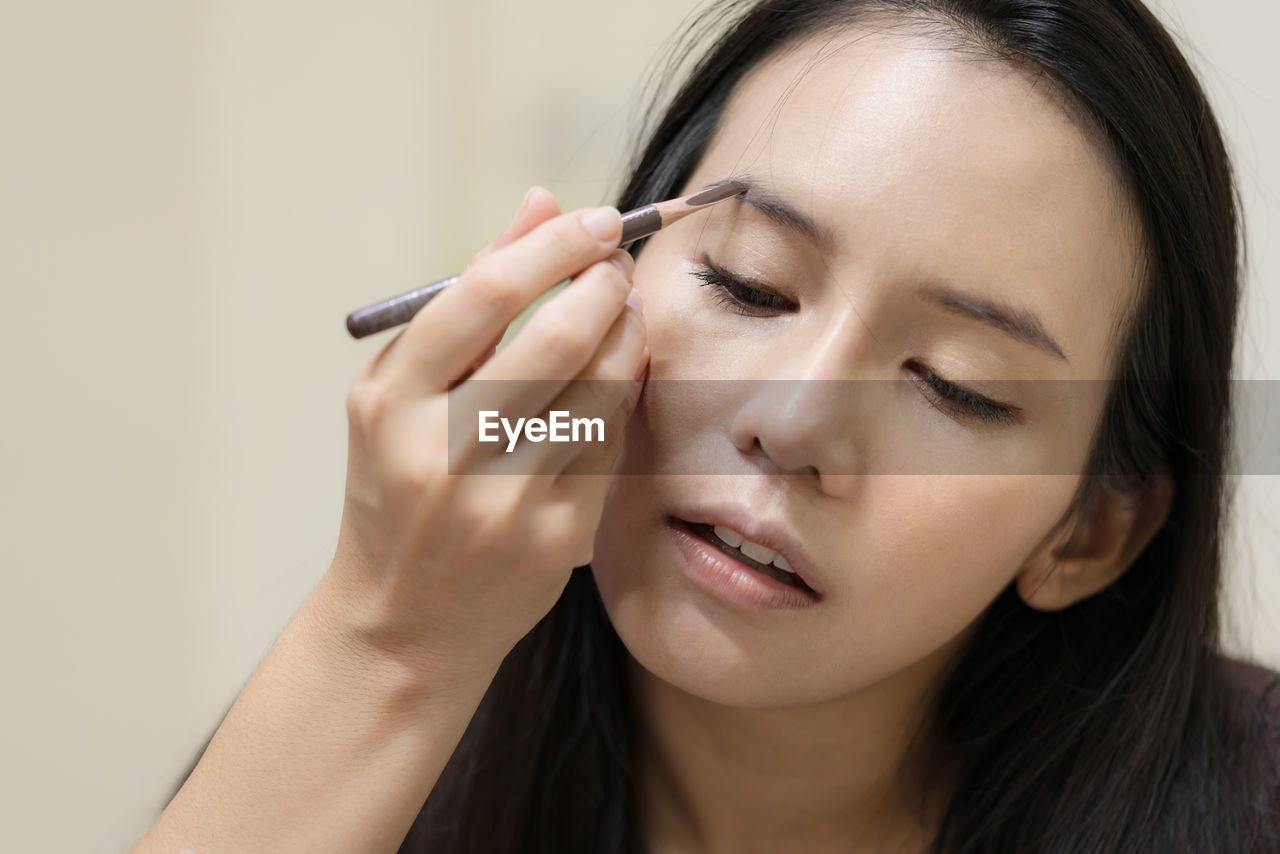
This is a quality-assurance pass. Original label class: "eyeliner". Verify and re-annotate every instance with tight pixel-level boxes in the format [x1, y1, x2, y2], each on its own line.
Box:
[344, 179, 748, 339]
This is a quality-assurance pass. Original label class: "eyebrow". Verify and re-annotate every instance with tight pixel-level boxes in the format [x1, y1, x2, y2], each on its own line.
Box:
[722, 175, 839, 254]
[919, 284, 1069, 363]
[717, 174, 1070, 364]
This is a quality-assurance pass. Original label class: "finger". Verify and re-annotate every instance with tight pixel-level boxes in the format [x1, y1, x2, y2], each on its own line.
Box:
[466, 250, 633, 419]
[514, 292, 647, 478]
[464, 188, 533, 272]
[453, 189, 562, 378]
[353, 327, 408, 385]
[450, 294, 646, 479]
[446, 336, 500, 391]
[554, 348, 647, 512]
[370, 188, 554, 382]
[467, 187, 563, 270]
[385, 205, 624, 392]
[442, 260, 635, 474]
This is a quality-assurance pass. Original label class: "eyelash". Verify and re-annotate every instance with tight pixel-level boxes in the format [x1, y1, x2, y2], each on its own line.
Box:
[905, 360, 1020, 426]
[690, 259, 1022, 427]
[691, 259, 795, 315]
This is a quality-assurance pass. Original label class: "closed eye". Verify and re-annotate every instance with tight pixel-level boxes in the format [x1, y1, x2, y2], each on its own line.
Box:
[905, 360, 1021, 426]
[691, 259, 796, 316]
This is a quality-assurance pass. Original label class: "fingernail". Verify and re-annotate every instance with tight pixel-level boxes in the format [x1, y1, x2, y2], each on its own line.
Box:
[507, 187, 536, 228]
[634, 346, 650, 382]
[518, 186, 537, 213]
[625, 288, 644, 315]
[581, 207, 622, 244]
[610, 250, 635, 279]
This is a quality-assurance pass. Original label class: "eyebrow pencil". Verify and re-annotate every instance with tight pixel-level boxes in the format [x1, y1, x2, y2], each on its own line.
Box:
[344, 179, 748, 339]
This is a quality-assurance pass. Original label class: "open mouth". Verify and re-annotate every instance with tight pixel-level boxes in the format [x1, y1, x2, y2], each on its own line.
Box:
[674, 518, 816, 594]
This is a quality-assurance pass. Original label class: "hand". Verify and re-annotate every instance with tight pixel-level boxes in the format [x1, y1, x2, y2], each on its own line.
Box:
[323, 187, 649, 679]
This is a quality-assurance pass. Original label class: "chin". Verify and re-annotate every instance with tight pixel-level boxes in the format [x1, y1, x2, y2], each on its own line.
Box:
[589, 547, 852, 710]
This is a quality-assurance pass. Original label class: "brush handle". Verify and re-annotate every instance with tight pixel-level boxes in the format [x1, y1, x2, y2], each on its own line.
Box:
[346, 206, 655, 339]
[346, 182, 745, 339]
[345, 275, 459, 339]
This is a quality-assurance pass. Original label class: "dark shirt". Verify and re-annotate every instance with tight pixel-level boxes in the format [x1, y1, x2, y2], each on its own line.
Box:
[1224, 656, 1280, 703]
[1220, 655, 1280, 851]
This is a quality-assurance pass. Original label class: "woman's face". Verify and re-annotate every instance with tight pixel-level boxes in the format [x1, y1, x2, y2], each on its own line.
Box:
[592, 29, 1143, 708]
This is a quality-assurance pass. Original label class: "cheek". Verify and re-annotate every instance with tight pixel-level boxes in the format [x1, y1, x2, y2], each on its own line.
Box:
[745, 475, 1081, 705]
[848, 475, 1077, 644]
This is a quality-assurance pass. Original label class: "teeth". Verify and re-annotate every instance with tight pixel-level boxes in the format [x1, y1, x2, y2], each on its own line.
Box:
[739, 540, 777, 565]
[713, 525, 744, 548]
[710, 523, 797, 576]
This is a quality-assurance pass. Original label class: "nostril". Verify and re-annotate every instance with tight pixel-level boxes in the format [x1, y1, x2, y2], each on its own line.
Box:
[749, 435, 820, 479]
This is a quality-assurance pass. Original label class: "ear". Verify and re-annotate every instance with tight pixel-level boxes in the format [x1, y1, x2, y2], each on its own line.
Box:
[1015, 475, 1173, 612]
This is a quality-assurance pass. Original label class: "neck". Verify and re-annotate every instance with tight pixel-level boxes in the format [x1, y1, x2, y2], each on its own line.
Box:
[631, 647, 956, 854]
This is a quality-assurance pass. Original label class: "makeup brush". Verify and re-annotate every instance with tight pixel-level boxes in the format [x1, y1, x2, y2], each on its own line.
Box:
[344, 179, 748, 339]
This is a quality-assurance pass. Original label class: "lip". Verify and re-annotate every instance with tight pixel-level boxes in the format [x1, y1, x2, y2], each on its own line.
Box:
[668, 503, 823, 594]
[665, 517, 821, 610]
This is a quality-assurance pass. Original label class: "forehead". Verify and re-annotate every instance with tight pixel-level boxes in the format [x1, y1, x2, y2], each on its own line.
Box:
[699, 26, 1144, 376]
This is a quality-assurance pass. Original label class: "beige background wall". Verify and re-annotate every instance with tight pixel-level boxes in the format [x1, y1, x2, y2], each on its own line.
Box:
[1, 1, 1275, 850]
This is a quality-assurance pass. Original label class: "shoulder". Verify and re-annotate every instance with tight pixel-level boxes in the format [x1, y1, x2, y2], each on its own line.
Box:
[1212, 654, 1280, 759]
[1216, 654, 1280, 719]
[1210, 655, 1280, 848]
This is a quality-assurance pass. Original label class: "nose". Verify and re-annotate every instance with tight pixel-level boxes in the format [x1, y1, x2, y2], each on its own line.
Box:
[727, 338, 868, 498]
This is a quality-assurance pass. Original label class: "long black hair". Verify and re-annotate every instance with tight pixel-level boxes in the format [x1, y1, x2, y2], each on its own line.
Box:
[176, 1, 1278, 850]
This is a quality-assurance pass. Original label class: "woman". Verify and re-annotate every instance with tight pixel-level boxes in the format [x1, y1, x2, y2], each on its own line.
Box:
[138, 1, 1279, 852]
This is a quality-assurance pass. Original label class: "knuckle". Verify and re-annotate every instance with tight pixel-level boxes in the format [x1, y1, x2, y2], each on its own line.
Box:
[462, 265, 517, 314]
[578, 338, 640, 389]
[577, 376, 617, 415]
[528, 519, 577, 565]
[547, 216, 593, 259]
[554, 503, 595, 563]
[450, 496, 487, 535]
[596, 259, 630, 293]
[457, 488, 523, 547]
[574, 358, 607, 383]
[539, 322, 592, 363]
[608, 343, 643, 385]
[345, 380, 369, 419]
[346, 377, 388, 431]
